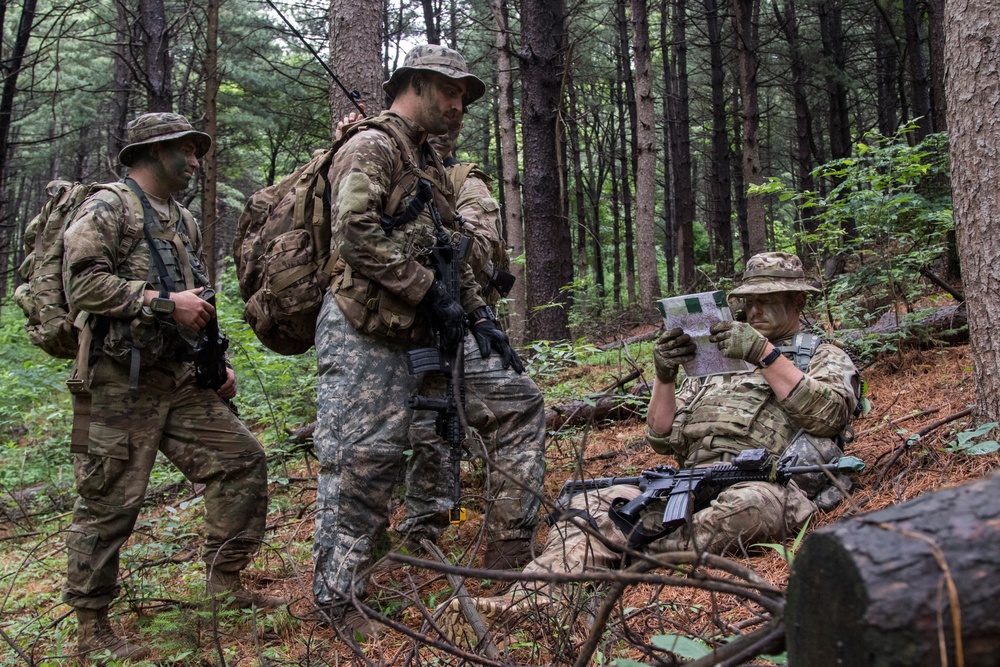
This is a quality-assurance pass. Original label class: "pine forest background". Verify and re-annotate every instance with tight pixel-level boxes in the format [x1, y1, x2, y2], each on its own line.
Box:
[0, 0, 964, 342]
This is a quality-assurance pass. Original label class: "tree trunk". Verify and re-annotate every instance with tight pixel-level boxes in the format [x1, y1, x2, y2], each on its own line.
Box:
[520, 0, 572, 340]
[670, 0, 695, 289]
[659, 0, 675, 293]
[110, 1, 132, 178]
[202, 0, 220, 284]
[946, 0, 1000, 423]
[138, 0, 172, 111]
[901, 0, 933, 140]
[630, 0, 661, 306]
[615, 0, 638, 306]
[732, 0, 766, 255]
[874, 6, 900, 139]
[775, 0, 817, 264]
[787, 473, 1000, 667]
[731, 83, 750, 263]
[329, 0, 383, 134]
[0, 0, 38, 304]
[492, 0, 528, 344]
[705, 0, 732, 276]
[567, 76, 589, 285]
[421, 0, 441, 44]
[926, 0, 947, 133]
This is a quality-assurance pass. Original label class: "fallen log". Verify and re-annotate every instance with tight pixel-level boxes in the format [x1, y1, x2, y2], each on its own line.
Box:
[840, 302, 968, 347]
[786, 471, 1000, 667]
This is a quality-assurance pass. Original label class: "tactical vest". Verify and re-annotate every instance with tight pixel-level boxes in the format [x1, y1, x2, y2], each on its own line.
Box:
[329, 113, 458, 344]
[672, 333, 829, 466]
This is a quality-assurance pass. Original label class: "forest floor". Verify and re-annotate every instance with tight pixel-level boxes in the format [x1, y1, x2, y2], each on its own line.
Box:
[1, 334, 997, 666]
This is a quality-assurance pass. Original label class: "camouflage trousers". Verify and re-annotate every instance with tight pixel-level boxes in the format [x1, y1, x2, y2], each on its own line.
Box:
[312, 293, 546, 607]
[63, 357, 268, 610]
[397, 334, 546, 544]
[439, 478, 815, 642]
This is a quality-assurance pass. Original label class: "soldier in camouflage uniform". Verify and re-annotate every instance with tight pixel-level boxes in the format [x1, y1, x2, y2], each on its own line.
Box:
[313, 45, 528, 639]
[62, 113, 279, 663]
[395, 121, 546, 570]
[439, 251, 860, 642]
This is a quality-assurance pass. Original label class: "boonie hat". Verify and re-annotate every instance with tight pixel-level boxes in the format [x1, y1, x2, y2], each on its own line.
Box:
[383, 44, 486, 105]
[729, 251, 821, 297]
[118, 113, 212, 167]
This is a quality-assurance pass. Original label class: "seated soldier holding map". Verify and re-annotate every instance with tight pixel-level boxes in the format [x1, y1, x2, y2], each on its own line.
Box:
[438, 251, 861, 641]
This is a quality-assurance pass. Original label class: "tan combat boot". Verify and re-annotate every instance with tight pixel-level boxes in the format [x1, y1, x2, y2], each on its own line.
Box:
[75, 607, 149, 664]
[207, 570, 288, 610]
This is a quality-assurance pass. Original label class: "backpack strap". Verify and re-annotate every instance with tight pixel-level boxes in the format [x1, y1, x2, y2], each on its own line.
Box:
[777, 332, 821, 373]
[449, 162, 476, 197]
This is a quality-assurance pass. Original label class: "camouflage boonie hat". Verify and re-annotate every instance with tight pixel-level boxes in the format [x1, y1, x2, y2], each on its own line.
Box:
[729, 251, 820, 297]
[118, 112, 212, 166]
[383, 44, 486, 105]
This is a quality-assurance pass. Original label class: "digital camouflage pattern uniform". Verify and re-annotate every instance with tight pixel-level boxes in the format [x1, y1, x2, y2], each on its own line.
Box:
[399, 158, 546, 550]
[439, 251, 860, 642]
[313, 109, 490, 610]
[62, 115, 268, 612]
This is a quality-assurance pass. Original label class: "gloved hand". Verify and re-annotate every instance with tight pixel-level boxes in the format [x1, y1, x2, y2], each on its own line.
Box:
[469, 308, 525, 374]
[709, 320, 768, 363]
[653, 327, 696, 383]
[420, 280, 465, 351]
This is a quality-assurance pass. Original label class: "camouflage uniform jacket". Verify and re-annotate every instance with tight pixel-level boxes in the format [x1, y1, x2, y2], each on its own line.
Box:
[445, 158, 507, 309]
[63, 189, 209, 366]
[327, 111, 485, 338]
[649, 337, 859, 468]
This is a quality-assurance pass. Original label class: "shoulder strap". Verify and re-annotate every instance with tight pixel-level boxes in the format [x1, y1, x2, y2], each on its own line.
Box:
[777, 333, 821, 373]
[449, 163, 476, 196]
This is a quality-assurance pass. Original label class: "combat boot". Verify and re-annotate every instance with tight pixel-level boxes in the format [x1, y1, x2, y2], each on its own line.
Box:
[484, 538, 534, 571]
[310, 605, 387, 641]
[207, 570, 288, 610]
[75, 607, 149, 664]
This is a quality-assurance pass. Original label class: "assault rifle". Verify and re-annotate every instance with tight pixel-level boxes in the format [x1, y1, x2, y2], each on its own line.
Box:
[555, 448, 865, 547]
[191, 290, 239, 416]
[406, 193, 471, 524]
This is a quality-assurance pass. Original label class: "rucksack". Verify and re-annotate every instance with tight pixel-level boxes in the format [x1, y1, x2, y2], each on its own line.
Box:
[233, 118, 420, 356]
[14, 181, 143, 359]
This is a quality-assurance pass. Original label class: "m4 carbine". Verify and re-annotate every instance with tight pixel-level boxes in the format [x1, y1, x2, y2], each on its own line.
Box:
[405, 188, 471, 524]
[556, 448, 865, 548]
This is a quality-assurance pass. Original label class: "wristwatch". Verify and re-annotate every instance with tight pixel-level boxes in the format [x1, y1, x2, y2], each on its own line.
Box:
[757, 347, 782, 369]
[149, 291, 175, 316]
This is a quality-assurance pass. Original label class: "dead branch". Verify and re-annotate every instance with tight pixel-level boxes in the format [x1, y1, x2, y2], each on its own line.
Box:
[875, 406, 975, 488]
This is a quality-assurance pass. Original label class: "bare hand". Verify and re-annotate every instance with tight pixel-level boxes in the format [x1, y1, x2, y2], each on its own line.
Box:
[216, 366, 237, 399]
[333, 107, 366, 141]
[170, 287, 215, 331]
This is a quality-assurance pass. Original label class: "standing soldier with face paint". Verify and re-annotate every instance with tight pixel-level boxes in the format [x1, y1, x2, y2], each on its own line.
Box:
[312, 44, 529, 639]
[61, 113, 281, 664]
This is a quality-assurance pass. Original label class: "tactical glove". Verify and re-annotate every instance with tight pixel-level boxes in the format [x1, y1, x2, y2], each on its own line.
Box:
[469, 307, 525, 374]
[708, 320, 768, 363]
[421, 280, 465, 351]
[653, 327, 696, 384]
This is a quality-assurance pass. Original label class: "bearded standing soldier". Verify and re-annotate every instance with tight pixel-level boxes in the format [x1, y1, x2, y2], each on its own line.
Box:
[396, 121, 546, 570]
[439, 251, 860, 641]
[312, 45, 526, 638]
[62, 113, 280, 663]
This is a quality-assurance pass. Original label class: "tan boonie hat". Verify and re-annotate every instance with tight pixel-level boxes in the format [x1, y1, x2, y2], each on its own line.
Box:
[382, 44, 486, 105]
[729, 251, 821, 297]
[118, 112, 212, 166]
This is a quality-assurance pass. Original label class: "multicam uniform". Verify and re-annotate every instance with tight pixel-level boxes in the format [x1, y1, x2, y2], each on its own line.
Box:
[441, 336, 858, 639]
[313, 111, 490, 608]
[61, 189, 268, 610]
[399, 159, 546, 547]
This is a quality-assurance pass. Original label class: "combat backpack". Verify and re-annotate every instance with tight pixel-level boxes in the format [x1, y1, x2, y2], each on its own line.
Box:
[14, 181, 143, 359]
[233, 119, 420, 355]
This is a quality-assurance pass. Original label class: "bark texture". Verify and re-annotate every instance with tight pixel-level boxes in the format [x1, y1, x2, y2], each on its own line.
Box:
[945, 0, 1000, 422]
[787, 473, 1000, 667]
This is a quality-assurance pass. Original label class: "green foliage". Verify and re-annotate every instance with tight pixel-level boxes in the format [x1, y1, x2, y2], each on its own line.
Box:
[753, 515, 813, 564]
[524, 338, 601, 383]
[753, 125, 954, 334]
[944, 421, 1000, 456]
